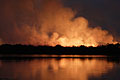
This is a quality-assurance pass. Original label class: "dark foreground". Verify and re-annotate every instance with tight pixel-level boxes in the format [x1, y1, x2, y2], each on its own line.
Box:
[0, 44, 120, 56]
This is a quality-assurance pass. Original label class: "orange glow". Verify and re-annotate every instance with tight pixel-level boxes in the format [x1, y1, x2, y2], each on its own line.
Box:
[22, 58, 114, 80]
[0, 39, 3, 45]
[29, 0, 116, 47]
[12, 0, 116, 47]
[44, 59, 112, 80]
[0, 57, 114, 80]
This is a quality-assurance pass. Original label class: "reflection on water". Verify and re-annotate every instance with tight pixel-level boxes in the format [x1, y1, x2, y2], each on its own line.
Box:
[0, 56, 120, 80]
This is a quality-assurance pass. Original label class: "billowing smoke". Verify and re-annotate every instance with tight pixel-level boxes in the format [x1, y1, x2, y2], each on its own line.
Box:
[0, 0, 117, 47]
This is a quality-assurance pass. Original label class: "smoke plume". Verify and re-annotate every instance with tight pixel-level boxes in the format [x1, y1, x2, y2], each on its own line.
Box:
[0, 0, 116, 47]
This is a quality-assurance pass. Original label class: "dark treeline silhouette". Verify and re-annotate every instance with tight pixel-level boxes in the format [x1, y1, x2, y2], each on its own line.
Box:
[0, 43, 120, 56]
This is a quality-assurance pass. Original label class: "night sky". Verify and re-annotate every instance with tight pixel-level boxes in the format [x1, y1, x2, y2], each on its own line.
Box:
[0, 0, 120, 44]
[64, 0, 120, 39]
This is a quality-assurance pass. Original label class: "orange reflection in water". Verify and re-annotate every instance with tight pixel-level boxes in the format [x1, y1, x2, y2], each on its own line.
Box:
[30, 59, 113, 80]
[0, 58, 114, 80]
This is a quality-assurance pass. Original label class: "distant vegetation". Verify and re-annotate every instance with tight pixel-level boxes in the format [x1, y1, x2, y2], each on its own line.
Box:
[0, 43, 120, 56]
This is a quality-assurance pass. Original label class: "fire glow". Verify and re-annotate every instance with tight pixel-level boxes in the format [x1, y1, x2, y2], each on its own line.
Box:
[0, 0, 117, 47]
[28, 0, 115, 47]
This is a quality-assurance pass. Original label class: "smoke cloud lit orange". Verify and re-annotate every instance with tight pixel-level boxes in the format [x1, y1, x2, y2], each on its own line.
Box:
[0, 0, 117, 47]
[27, 0, 115, 47]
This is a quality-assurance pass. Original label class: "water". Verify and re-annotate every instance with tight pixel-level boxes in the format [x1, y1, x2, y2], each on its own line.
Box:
[0, 55, 120, 80]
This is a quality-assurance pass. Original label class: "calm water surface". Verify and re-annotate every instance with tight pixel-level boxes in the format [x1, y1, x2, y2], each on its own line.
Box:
[0, 55, 120, 80]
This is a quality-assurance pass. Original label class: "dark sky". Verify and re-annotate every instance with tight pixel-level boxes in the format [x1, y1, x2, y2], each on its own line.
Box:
[64, 0, 120, 37]
[0, 0, 120, 44]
